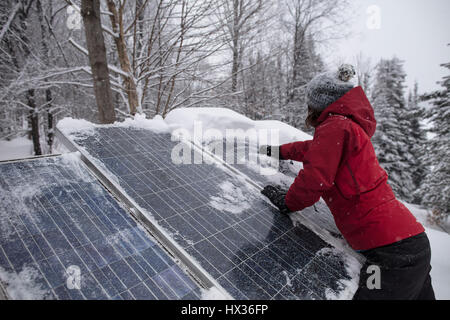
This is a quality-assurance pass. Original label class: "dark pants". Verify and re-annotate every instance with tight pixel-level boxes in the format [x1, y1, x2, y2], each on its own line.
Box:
[353, 232, 435, 300]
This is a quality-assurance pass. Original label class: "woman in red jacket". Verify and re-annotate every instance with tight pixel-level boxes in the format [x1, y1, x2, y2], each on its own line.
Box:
[261, 65, 435, 300]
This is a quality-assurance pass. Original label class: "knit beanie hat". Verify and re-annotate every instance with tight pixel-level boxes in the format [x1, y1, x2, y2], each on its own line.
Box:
[306, 64, 356, 112]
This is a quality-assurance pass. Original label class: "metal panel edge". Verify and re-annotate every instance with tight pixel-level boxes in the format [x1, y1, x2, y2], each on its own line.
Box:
[0, 281, 9, 300]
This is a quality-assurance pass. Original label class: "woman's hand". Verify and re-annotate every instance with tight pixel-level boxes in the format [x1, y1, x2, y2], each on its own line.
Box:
[259, 145, 281, 159]
[261, 185, 292, 215]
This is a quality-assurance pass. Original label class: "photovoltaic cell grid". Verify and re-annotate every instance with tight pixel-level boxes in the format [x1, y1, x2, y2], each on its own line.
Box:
[0, 155, 201, 300]
[207, 139, 343, 238]
[65, 126, 354, 300]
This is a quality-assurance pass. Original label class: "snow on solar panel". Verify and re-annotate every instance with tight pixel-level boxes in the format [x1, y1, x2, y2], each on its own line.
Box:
[0, 154, 201, 300]
[58, 125, 361, 300]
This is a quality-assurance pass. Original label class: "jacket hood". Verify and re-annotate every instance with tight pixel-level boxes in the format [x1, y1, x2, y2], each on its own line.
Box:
[316, 86, 377, 137]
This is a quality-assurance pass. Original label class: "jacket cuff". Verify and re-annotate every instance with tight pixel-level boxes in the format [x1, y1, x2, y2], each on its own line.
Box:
[285, 190, 306, 212]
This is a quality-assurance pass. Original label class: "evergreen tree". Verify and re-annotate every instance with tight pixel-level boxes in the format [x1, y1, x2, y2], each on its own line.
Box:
[420, 59, 450, 222]
[243, 51, 280, 120]
[283, 33, 324, 132]
[371, 57, 415, 201]
[406, 82, 429, 204]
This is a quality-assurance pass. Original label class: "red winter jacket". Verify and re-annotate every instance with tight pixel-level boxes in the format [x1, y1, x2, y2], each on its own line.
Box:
[281, 86, 424, 251]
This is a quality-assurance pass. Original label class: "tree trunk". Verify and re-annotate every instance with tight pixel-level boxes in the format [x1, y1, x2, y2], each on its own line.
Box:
[231, 46, 240, 93]
[107, 0, 140, 115]
[46, 89, 54, 153]
[231, 0, 240, 93]
[81, 0, 116, 124]
[37, 0, 54, 153]
[27, 89, 42, 156]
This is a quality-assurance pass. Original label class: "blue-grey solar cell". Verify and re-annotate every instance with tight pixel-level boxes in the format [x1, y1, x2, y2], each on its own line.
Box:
[62, 126, 358, 300]
[0, 155, 201, 300]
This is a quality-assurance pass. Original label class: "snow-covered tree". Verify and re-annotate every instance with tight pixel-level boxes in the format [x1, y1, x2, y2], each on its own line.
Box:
[0, 0, 43, 155]
[242, 48, 286, 120]
[214, 0, 267, 94]
[279, 0, 349, 132]
[419, 58, 450, 222]
[284, 33, 324, 132]
[371, 57, 416, 201]
[405, 82, 428, 204]
[355, 52, 373, 97]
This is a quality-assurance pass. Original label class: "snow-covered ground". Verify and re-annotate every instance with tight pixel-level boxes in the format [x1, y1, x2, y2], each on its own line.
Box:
[399, 203, 450, 299]
[423, 227, 450, 299]
[0, 136, 33, 161]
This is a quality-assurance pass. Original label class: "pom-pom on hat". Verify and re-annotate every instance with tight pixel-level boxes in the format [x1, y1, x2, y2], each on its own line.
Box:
[306, 64, 356, 112]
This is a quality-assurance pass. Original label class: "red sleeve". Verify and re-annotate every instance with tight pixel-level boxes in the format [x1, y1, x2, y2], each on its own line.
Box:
[280, 140, 313, 162]
[285, 122, 348, 212]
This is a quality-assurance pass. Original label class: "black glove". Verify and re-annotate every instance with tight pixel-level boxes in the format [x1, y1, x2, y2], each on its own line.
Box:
[261, 185, 292, 215]
[259, 145, 281, 159]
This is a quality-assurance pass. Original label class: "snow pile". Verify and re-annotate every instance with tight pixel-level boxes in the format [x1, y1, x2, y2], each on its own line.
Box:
[60, 152, 97, 183]
[0, 266, 49, 300]
[116, 114, 170, 133]
[166, 107, 254, 136]
[165, 107, 307, 180]
[57, 113, 170, 137]
[165, 107, 311, 145]
[56, 117, 96, 136]
[255, 120, 311, 144]
[0, 137, 33, 161]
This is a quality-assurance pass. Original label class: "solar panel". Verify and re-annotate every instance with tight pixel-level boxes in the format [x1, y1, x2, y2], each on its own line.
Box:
[0, 155, 201, 300]
[58, 125, 361, 300]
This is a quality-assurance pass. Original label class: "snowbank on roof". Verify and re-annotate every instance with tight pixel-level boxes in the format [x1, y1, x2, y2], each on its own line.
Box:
[255, 120, 311, 144]
[56, 117, 95, 135]
[116, 114, 170, 133]
[57, 108, 310, 144]
[57, 114, 170, 135]
[165, 107, 312, 144]
[165, 107, 254, 132]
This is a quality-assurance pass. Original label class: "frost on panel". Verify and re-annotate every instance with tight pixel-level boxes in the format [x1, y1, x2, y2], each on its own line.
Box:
[0, 266, 52, 300]
[0, 155, 104, 298]
[209, 179, 257, 215]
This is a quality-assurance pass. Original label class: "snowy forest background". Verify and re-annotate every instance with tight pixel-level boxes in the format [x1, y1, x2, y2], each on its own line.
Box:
[0, 0, 448, 224]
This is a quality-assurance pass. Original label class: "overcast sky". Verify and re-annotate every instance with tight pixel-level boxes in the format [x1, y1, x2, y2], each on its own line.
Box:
[325, 0, 450, 94]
